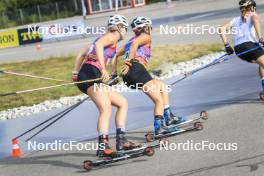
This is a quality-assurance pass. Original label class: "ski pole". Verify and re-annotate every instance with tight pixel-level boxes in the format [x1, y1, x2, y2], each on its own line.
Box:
[25, 97, 87, 142]
[16, 76, 120, 141]
[193, 45, 262, 74]
[171, 45, 262, 86]
[0, 70, 69, 83]
[171, 53, 227, 85]
[12, 97, 88, 141]
[0, 78, 103, 97]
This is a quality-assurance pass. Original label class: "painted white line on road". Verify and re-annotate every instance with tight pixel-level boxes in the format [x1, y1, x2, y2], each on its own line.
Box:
[0, 41, 88, 57]
[188, 12, 216, 20]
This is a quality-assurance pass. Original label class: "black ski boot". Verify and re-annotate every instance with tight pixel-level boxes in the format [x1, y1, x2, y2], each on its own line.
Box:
[165, 111, 187, 126]
[96, 135, 113, 157]
[116, 132, 140, 151]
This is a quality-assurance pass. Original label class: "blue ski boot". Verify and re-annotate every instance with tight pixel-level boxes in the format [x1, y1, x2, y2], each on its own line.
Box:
[260, 79, 264, 100]
[154, 115, 164, 135]
[164, 108, 187, 126]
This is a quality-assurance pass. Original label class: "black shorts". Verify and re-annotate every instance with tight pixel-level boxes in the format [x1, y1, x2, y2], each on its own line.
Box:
[234, 42, 264, 62]
[122, 61, 153, 89]
[77, 64, 103, 94]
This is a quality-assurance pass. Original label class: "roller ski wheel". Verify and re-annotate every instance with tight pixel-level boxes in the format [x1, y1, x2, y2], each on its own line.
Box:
[83, 160, 94, 171]
[194, 122, 203, 130]
[200, 110, 208, 120]
[259, 92, 264, 101]
[144, 147, 155, 156]
[145, 133, 155, 142]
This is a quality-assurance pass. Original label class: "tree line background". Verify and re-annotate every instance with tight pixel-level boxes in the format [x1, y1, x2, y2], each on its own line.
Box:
[0, 0, 65, 12]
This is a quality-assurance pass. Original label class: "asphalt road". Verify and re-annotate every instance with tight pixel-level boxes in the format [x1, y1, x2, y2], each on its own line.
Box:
[0, 0, 264, 176]
[0, 57, 264, 176]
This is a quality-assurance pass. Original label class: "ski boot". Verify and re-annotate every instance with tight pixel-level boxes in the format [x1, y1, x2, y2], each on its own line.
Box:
[154, 115, 180, 136]
[154, 116, 162, 135]
[154, 115, 168, 135]
[116, 132, 140, 151]
[164, 109, 187, 126]
[96, 135, 114, 157]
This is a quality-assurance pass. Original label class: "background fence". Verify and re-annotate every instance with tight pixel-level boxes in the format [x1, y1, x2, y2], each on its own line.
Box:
[0, 0, 83, 30]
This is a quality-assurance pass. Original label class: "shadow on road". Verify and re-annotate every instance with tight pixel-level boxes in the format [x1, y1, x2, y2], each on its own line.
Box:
[0, 152, 95, 170]
[167, 153, 264, 176]
[0, 130, 151, 172]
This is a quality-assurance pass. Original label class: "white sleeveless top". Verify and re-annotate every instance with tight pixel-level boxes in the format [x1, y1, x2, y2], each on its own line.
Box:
[230, 12, 258, 46]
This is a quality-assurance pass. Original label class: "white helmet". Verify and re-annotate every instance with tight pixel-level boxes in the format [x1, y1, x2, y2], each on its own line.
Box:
[239, 0, 256, 8]
[131, 16, 152, 30]
[108, 15, 129, 29]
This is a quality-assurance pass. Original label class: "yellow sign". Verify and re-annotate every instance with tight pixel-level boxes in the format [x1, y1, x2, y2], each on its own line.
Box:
[0, 30, 19, 48]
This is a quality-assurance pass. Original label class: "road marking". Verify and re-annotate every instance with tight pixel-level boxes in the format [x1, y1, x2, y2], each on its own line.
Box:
[188, 12, 216, 20]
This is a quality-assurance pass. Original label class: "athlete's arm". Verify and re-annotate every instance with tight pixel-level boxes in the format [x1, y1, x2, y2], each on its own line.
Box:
[128, 34, 151, 59]
[95, 33, 116, 82]
[95, 34, 115, 70]
[252, 14, 263, 40]
[219, 21, 232, 45]
[111, 46, 125, 74]
[117, 46, 125, 57]
[219, 21, 234, 55]
[111, 56, 117, 75]
[73, 45, 90, 74]
[72, 45, 90, 81]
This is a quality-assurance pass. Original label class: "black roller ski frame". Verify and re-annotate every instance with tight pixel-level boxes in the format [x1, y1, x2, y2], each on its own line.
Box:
[83, 143, 159, 171]
[145, 110, 209, 142]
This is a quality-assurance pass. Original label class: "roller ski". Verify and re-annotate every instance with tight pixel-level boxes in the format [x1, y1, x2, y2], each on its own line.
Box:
[145, 110, 208, 142]
[83, 143, 157, 171]
[83, 133, 156, 171]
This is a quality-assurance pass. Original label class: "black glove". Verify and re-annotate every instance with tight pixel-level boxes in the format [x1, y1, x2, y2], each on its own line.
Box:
[112, 74, 118, 79]
[224, 43, 234, 55]
[259, 38, 264, 46]
[108, 74, 119, 86]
